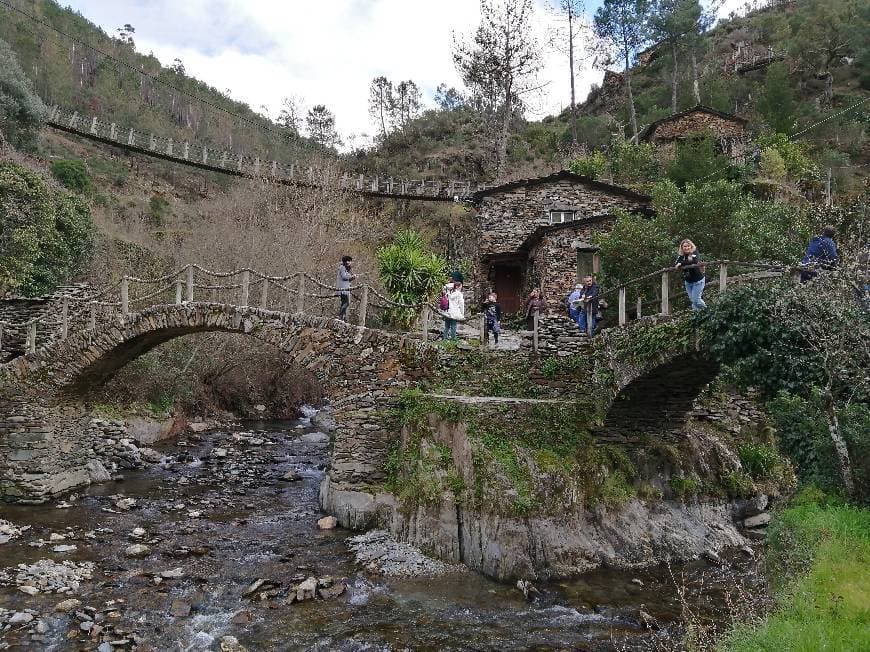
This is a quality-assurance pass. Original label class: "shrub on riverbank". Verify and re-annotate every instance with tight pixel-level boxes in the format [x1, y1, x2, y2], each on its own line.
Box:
[722, 489, 870, 651]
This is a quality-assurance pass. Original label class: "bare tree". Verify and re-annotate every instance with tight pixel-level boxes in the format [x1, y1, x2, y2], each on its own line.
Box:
[277, 95, 305, 136]
[548, 0, 590, 144]
[368, 77, 393, 139]
[593, 0, 652, 142]
[453, 0, 543, 178]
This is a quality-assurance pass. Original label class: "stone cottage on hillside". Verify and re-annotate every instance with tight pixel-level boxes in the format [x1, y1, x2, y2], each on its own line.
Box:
[470, 171, 651, 313]
[640, 105, 748, 162]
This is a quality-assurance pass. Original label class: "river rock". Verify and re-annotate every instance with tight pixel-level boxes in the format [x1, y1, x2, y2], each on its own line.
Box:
[18, 585, 39, 595]
[214, 448, 228, 458]
[97, 643, 114, 652]
[53, 544, 78, 553]
[299, 432, 330, 444]
[230, 610, 254, 624]
[318, 583, 346, 600]
[55, 598, 82, 612]
[9, 611, 34, 625]
[296, 577, 318, 601]
[170, 600, 191, 617]
[160, 567, 185, 579]
[138, 448, 163, 464]
[115, 498, 137, 511]
[743, 513, 771, 529]
[346, 530, 459, 578]
[220, 636, 248, 652]
[124, 544, 151, 558]
[188, 422, 209, 433]
[254, 404, 266, 412]
[317, 516, 338, 530]
[281, 470, 302, 482]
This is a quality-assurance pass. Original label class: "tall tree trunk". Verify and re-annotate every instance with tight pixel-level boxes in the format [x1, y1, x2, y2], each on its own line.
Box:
[824, 390, 855, 496]
[624, 67, 639, 143]
[497, 78, 512, 180]
[568, 4, 578, 144]
[671, 42, 679, 114]
[691, 48, 701, 105]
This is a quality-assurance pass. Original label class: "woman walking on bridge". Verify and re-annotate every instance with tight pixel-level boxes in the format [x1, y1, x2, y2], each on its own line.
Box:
[675, 239, 706, 311]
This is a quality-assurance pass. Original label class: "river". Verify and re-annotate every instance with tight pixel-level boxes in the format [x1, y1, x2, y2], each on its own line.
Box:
[0, 417, 760, 651]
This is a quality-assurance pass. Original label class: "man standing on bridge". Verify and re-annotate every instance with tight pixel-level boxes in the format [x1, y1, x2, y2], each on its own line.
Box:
[336, 255, 356, 321]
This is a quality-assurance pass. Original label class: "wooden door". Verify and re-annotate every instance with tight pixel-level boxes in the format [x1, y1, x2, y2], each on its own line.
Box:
[492, 264, 523, 313]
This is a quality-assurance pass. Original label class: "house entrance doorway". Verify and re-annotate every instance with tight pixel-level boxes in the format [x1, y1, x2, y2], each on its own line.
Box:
[491, 263, 523, 313]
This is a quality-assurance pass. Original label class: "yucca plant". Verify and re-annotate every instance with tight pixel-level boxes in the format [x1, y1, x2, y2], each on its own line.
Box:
[376, 230, 446, 328]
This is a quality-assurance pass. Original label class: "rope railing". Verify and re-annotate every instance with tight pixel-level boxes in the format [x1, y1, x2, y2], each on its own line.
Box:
[2, 258, 831, 358]
[0, 263, 446, 357]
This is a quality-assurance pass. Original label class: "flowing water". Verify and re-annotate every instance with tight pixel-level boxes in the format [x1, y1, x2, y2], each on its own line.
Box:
[0, 418, 760, 651]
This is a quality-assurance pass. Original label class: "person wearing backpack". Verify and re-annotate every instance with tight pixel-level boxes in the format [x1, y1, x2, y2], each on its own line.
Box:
[441, 272, 465, 340]
[335, 255, 356, 320]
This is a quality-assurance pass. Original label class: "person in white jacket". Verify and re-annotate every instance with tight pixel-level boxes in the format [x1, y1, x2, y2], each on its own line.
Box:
[441, 272, 465, 340]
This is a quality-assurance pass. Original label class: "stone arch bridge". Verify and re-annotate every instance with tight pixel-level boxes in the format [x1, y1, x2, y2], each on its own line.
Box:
[0, 303, 435, 501]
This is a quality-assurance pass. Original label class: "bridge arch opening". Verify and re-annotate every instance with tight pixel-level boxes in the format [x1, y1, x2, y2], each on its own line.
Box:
[599, 352, 720, 440]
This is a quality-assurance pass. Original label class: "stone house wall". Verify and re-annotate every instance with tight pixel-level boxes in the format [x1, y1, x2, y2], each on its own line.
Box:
[646, 112, 747, 161]
[525, 218, 616, 306]
[476, 179, 648, 258]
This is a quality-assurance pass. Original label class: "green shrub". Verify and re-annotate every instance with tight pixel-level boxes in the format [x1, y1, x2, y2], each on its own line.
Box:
[666, 134, 736, 187]
[0, 161, 94, 295]
[670, 474, 701, 501]
[50, 159, 93, 193]
[739, 443, 788, 482]
[0, 38, 44, 148]
[568, 150, 608, 179]
[724, 470, 756, 498]
[600, 470, 635, 507]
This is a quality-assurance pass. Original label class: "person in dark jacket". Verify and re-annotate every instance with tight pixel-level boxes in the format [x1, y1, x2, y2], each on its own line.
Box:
[481, 292, 502, 346]
[675, 239, 706, 311]
[335, 255, 356, 320]
[524, 288, 545, 331]
[800, 226, 839, 283]
[570, 275, 599, 335]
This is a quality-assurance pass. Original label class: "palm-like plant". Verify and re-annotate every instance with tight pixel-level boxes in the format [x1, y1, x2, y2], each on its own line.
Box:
[376, 230, 446, 328]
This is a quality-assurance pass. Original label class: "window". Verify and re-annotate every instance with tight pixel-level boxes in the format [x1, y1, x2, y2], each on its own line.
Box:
[549, 210, 576, 224]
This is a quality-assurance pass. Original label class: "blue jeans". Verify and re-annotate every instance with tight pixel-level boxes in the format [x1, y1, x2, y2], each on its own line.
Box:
[442, 318, 458, 340]
[685, 278, 707, 310]
[577, 308, 596, 335]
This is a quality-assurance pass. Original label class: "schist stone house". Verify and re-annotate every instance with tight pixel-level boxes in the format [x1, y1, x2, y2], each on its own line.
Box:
[470, 171, 651, 313]
[640, 105, 748, 162]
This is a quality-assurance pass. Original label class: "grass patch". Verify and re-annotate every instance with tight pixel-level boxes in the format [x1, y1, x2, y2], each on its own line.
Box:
[723, 489, 870, 651]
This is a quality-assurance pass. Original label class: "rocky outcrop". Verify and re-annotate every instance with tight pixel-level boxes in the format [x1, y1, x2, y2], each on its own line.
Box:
[321, 477, 748, 581]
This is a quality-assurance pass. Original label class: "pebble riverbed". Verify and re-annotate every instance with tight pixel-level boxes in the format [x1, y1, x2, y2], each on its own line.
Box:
[0, 417, 764, 651]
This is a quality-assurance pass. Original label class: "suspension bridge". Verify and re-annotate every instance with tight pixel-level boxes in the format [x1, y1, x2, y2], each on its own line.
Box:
[45, 105, 492, 202]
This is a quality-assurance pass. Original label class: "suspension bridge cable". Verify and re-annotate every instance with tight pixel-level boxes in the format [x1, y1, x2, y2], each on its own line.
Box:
[0, 0, 299, 144]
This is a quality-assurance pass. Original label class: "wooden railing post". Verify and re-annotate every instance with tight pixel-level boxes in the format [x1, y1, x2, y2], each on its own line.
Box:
[532, 311, 539, 354]
[719, 262, 728, 294]
[121, 276, 129, 316]
[0, 323, 3, 351]
[296, 276, 305, 314]
[636, 296, 642, 319]
[61, 298, 69, 340]
[27, 323, 37, 354]
[421, 305, 430, 342]
[661, 272, 670, 316]
[585, 301, 594, 336]
[175, 279, 183, 304]
[186, 266, 194, 302]
[260, 278, 269, 308]
[240, 271, 250, 307]
[358, 286, 369, 327]
[618, 287, 626, 327]
[89, 302, 97, 330]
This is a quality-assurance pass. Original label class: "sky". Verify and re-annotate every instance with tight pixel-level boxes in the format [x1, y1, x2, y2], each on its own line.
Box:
[61, 0, 751, 149]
